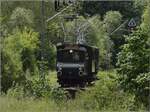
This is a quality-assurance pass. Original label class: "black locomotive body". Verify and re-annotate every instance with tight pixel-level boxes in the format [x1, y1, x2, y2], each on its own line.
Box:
[56, 43, 99, 87]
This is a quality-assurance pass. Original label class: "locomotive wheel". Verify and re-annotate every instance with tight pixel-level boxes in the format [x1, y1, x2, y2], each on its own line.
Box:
[57, 78, 87, 88]
[67, 88, 77, 99]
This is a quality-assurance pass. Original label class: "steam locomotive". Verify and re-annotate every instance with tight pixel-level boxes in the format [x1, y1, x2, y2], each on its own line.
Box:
[56, 43, 99, 87]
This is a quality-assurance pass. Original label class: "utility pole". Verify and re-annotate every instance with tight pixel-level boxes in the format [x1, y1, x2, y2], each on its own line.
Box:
[40, 0, 46, 81]
[0, 0, 2, 94]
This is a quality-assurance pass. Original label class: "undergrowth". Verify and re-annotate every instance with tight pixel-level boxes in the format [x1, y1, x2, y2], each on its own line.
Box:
[1, 71, 147, 112]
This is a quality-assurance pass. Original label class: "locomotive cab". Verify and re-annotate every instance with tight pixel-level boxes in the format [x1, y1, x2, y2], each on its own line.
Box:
[56, 43, 99, 87]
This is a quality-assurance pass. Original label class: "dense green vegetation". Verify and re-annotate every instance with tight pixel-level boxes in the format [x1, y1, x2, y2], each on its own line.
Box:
[1, 0, 150, 111]
[0, 72, 147, 112]
[117, 4, 150, 107]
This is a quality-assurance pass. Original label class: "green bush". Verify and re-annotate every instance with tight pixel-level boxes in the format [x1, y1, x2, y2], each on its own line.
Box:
[9, 7, 34, 30]
[7, 84, 25, 99]
[3, 71, 147, 111]
[50, 87, 68, 103]
[24, 79, 52, 98]
[117, 4, 150, 108]
[75, 71, 144, 111]
[2, 28, 39, 92]
[6, 75, 68, 103]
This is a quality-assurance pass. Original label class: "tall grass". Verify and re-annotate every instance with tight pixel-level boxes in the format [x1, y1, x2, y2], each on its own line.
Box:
[0, 96, 58, 112]
[0, 71, 147, 112]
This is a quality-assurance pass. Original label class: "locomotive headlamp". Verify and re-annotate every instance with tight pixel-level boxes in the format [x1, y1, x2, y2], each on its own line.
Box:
[69, 49, 73, 53]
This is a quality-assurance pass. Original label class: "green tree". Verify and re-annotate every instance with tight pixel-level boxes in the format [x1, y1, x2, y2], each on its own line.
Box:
[9, 7, 34, 30]
[140, 3, 150, 34]
[47, 21, 64, 44]
[80, 1, 141, 18]
[103, 11, 122, 34]
[90, 15, 113, 69]
[103, 11, 125, 67]
[2, 28, 39, 92]
[90, 11, 122, 69]
[47, 15, 98, 46]
[117, 4, 150, 108]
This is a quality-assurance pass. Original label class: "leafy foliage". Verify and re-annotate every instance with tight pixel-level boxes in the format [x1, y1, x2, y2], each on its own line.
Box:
[7, 84, 25, 99]
[80, 1, 142, 18]
[90, 11, 122, 69]
[9, 7, 34, 30]
[117, 6, 150, 107]
[2, 71, 146, 112]
[103, 11, 122, 34]
[7, 76, 67, 103]
[75, 71, 142, 111]
[47, 16, 98, 46]
[47, 22, 64, 44]
[140, 3, 150, 35]
[2, 28, 39, 92]
[24, 79, 52, 98]
[1, 1, 149, 110]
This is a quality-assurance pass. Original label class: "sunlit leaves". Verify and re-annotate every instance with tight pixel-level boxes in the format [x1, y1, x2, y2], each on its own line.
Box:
[2, 28, 39, 91]
[9, 7, 34, 29]
[103, 11, 122, 34]
[117, 8, 150, 106]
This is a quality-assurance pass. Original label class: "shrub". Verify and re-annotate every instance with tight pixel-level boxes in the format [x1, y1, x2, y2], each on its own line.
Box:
[75, 71, 142, 111]
[7, 84, 25, 99]
[2, 28, 39, 92]
[117, 29, 149, 108]
[10, 7, 34, 30]
[117, 4, 150, 108]
[50, 86, 68, 103]
[24, 78, 52, 98]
